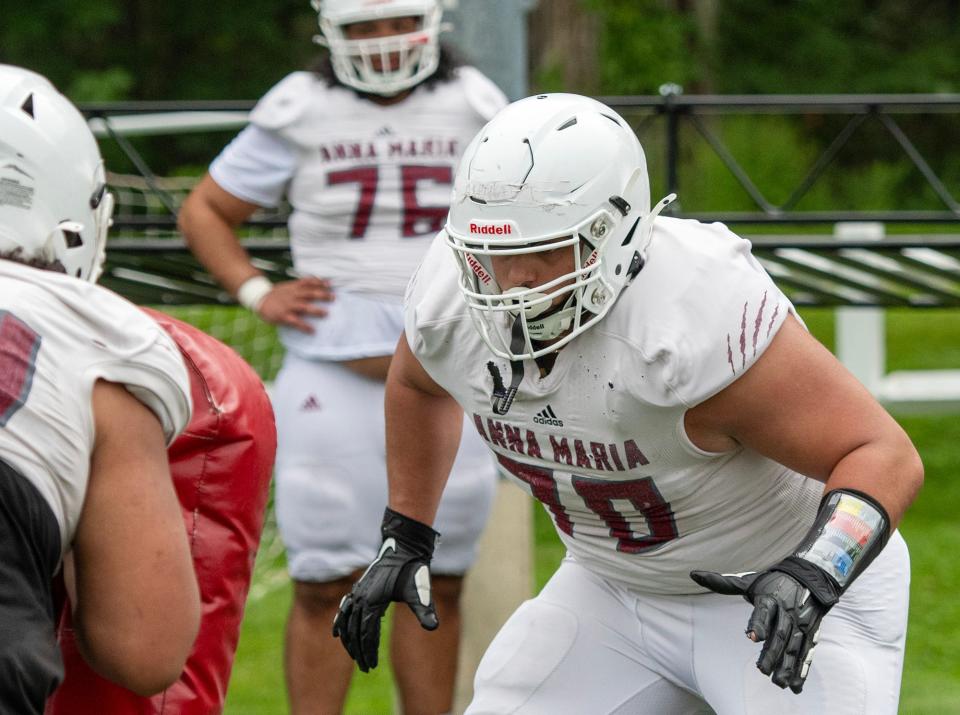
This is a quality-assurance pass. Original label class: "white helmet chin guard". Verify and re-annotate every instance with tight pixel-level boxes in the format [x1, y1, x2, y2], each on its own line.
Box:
[0, 64, 113, 282]
[445, 93, 675, 361]
[313, 0, 443, 97]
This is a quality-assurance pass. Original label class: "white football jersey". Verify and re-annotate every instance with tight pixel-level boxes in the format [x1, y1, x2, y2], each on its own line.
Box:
[405, 217, 824, 594]
[0, 260, 191, 553]
[214, 66, 507, 300]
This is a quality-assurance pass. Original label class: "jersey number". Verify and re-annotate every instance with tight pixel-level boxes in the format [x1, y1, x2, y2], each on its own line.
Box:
[497, 454, 679, 554]
[0, 311, 41, 427]
[327, 165, 453, 239]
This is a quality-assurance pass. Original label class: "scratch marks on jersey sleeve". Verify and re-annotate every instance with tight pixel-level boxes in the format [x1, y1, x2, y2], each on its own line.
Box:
[752, 291, 768, 357]
[727, 291, 774, 376]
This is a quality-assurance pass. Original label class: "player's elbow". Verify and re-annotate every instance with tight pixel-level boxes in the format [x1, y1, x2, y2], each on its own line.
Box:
[176, 193, 202, 248]
[78, 590, 201, 695]
[896, 437, 924, 506]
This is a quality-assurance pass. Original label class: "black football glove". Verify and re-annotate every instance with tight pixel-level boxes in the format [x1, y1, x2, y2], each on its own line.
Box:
[690, 556, 841, 694]
[691, 489, 891, 695]
[333, 507, 439, 672]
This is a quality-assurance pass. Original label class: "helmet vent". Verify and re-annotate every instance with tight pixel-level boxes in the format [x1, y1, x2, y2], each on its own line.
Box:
[557, 117, 578, 131]
[608, 195, 631, 216]
[61, 228, 83, 249]
[470, 196, 487, 205]
[601, 113, 621, 126]
[21, 94, 35, 118]
[620, 217, 641, 247]
[90, 183, 107, 209]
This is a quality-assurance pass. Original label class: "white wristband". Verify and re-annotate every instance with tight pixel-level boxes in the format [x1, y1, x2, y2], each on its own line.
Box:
[236, 275, 273, 312]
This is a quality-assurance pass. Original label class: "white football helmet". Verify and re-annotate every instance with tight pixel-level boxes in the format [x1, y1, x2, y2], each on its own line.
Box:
[0, 64, 113, 282]
[313, 0, 443, 96]
[445, 93, 675, 360]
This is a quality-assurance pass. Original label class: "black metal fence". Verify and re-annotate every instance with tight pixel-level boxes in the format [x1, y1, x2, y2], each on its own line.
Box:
[82, 94, 960, 307]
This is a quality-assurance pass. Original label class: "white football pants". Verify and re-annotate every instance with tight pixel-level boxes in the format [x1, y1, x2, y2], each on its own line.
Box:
[468, 530, 909, 714]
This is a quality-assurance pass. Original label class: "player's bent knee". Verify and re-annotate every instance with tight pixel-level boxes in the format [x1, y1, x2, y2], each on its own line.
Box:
[430, 573, 465, 606]
[468, 599, 579, 714]
[292, 574, 359, 616]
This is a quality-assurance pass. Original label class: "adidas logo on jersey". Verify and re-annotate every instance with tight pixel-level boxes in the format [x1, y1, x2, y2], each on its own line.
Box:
[533, 404, 563, 427]
[300, 395, 322, 412]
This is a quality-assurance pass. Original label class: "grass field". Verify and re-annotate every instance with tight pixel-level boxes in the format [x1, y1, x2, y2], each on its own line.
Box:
[215, 307, 960, 715]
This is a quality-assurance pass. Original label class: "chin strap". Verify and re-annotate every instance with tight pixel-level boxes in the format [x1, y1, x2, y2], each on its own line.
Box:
[525, 294, 577, 341]
[627, 193, 677, 283]
[487, 315, 526, 416]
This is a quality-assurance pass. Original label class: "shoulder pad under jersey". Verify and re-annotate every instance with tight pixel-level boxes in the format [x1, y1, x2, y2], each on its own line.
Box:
[455, 66, 509, 122]
[620, 217, 793, 408]
[248, 72, 319, 131]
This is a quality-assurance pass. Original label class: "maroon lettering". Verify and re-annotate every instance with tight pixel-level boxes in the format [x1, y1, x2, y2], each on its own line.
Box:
[574, 439, 592, 469]
[327, 167, 378, 239]
[473, 414, 489, 442]
[625, 439, 649, 468]
[497, 455, 573, 536]
[486, 418, 508, 449]
[608, 443, 625, 471]
[550, 436, 573, 466]
[590, 442, 613, 472]
[525, 430, 542, 459]
[0, 312, 41, 426]
[401, 165, 452, 237]
[571, 476, 678, 554]
[504, 424, 524, 454]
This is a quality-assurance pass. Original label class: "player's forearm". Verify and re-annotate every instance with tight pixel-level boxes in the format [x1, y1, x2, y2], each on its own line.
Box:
[385, 375, 463, 525]
[821, 432, 923, 529]
[178, 200, 260, 296]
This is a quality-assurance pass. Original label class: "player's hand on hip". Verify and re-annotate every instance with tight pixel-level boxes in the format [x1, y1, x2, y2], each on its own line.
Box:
[333, 508, 439, 672]
[256, 277, 334, 332]
[690, 566, 833, 694]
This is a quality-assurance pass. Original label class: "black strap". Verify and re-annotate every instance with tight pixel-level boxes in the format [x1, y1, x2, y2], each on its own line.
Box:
[382, 507, 439, 558]
[490, 315, 526, 416]
[770, 556, 842, 608]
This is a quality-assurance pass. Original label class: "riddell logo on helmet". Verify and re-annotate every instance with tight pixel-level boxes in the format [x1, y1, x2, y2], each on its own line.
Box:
[469, 222, 514, 236]
[466, 253, 492, 285]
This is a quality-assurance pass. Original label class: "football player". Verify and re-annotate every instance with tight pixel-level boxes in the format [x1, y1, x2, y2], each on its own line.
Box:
[177, 1, 506, 712]
[0, 65, 199, 713]
[334, 93, 923, 714]
[46, 309, 277, 715]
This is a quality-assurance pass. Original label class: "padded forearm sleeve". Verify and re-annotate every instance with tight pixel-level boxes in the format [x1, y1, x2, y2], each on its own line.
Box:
[771, 488, 890, 608]
[46, 310, 277, 715]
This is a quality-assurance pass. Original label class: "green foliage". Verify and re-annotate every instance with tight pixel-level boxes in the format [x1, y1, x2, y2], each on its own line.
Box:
[585, 0, 701, 95]
[0, 1, 318, 102]
[716, 0, 960, 94]
[68, 68, 135, 102]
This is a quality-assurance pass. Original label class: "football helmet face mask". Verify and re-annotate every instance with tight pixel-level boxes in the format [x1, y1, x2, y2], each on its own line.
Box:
[0, 64, 113, 283]
[313, 0, 443, 97]
[445, 93, 674, 360]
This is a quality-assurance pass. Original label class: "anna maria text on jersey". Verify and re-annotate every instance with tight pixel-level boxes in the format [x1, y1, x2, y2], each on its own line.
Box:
[472, 413, 650, 474]
[313, 136, 461, 164]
